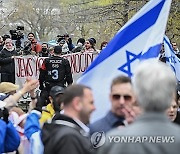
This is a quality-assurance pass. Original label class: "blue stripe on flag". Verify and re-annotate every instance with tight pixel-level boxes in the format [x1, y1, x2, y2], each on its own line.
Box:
[164, 35, 180, 81]
[84, 0, 165, 74]
[140, 44, 161, 60]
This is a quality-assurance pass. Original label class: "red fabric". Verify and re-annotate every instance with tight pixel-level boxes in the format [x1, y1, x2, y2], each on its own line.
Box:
[41, 61, 46, 70]
[31, 39, 42, 53]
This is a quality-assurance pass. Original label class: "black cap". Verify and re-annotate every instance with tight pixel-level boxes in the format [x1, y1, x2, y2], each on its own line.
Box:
[88, 38, 95, 46]
[77, 38, 85, 45]
[49, 86, 65, 97]
[90, 37, 96, 44]
[54, 46, 62, 54]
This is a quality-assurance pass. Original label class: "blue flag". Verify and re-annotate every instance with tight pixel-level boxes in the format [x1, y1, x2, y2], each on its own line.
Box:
[164, 35, 180, 81]
[77, 0, 172, 122]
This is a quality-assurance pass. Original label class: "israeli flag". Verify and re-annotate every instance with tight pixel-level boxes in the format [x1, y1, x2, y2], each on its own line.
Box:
[164, 35, 180, 81]
[77, 0, 172, 122]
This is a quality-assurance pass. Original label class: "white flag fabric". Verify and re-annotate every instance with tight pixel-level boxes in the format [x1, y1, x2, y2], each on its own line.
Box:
[77, 0, 172, 122]
[164, 35, 180, 81]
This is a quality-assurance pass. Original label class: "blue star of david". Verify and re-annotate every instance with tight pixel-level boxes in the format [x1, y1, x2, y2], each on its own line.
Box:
[118, 50, 142, 77]
[170, 56, 176, 64]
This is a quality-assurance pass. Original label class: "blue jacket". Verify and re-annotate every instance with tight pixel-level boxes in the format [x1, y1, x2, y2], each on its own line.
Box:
[0, 119, 20, 153]
[24, 110, 43, 154]
[89, 111, 125, 135]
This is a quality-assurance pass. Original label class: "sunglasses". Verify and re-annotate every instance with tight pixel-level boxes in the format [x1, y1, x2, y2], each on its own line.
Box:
[112, 94, 132, 101]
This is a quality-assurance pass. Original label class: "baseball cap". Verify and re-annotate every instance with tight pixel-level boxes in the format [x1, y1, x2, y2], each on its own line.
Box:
[49, 86, 65, 97]
[0, 82, 19, 94]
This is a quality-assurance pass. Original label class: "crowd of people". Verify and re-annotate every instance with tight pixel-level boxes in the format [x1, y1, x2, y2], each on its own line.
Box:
[0, 32, 108, 84]
[0, 59, 180, 153]
[0, 31, 180, 154]
[0, 33, 108, 57]
[0, 31, 109, 153]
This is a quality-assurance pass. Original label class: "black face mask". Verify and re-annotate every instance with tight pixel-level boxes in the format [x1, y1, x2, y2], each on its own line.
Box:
[42, 48, 47, 52]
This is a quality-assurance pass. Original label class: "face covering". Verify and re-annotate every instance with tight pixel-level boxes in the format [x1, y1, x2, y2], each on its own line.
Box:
[77, 42, 83, 47]
[42, 48, 47, 52]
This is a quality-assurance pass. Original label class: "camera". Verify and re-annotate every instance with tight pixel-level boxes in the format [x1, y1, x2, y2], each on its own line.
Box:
[2, 34, 11, 41]
[57, 35, 65, 43]
[57, 34, 70, 43]
[9, 26, 24, 41]
[17, 26, 24, 31]
[9, 26, 24, 53]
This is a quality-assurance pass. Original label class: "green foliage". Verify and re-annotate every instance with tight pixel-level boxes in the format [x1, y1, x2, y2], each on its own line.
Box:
[1, 0, 179, 47]
[166, 1, 180, 46]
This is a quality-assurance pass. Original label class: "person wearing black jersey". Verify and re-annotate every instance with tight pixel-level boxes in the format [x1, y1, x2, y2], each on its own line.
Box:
[39, 45, 73, 105]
